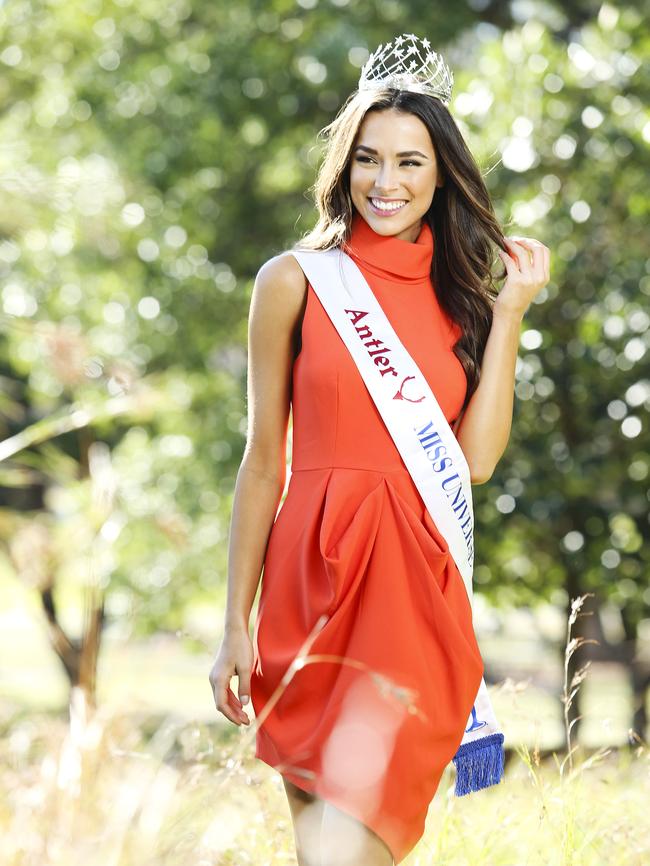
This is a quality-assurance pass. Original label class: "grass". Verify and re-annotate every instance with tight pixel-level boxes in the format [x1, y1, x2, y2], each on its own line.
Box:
[1, 594, 648, 865]
[1, 698, 648, 865]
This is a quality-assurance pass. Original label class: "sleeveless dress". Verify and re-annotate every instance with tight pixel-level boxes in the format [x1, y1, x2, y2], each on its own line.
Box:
[250, 212, 484, 864]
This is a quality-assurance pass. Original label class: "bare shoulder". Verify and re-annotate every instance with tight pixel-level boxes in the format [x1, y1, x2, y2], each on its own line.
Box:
[249, 252, 307, 354]
[245, 251, 309, 470]
[253, 250, 308, 317]
[263, 249, 308, 285]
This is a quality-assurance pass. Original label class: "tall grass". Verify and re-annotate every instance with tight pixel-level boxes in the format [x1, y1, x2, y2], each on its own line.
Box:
[1, 596, 648, 865]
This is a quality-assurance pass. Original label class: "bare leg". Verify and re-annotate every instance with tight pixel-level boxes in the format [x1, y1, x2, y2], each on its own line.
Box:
[282, 777, 394, 866]
[282, 777, 323, 866]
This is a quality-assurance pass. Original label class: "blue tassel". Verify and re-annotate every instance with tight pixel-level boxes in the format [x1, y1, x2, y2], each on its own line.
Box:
[452, 732, 505, 796]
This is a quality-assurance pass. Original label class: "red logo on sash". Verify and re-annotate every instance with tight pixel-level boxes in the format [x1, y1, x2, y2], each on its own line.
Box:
[394, 375, 425, 404]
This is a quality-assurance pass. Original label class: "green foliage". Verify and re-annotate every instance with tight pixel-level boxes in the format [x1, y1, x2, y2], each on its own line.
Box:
[466, 9, 649, 632]
[0, 0, 647, 649]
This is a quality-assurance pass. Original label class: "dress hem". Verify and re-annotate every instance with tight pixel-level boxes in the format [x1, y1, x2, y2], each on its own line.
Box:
[254, 748, 416, 864]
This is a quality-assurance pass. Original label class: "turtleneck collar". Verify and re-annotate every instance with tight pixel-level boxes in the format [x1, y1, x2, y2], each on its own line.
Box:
[342, 211, 434, 282]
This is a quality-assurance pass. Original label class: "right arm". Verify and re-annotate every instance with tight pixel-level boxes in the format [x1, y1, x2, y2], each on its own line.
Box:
[209, 252, 307, 726]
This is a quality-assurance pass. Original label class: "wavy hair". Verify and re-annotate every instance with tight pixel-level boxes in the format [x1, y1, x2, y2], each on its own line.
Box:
[293, 87, 510, 411]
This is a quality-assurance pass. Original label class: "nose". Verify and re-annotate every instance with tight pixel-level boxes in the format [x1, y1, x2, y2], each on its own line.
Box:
[373, 162, 400, 193]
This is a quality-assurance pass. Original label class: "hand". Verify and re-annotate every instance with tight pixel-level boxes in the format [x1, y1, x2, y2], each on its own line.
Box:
[209, 625, 254, 727]
[495, 236, 550, 319]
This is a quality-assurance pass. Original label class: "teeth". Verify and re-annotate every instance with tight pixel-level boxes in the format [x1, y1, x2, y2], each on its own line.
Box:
[370, 198, 407, 211]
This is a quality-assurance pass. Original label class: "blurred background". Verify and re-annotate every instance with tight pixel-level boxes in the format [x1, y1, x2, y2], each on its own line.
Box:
[0, 0, 648, 863]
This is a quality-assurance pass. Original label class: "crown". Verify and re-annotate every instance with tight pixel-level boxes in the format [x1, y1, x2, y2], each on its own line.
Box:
[358, 33, 454, 107]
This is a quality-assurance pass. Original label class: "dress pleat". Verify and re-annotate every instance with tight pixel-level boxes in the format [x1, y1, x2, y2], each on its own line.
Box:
[250, 213, 484, 863]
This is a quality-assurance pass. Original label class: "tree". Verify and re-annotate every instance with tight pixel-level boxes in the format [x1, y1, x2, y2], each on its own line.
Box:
[0, 0, 647, 731]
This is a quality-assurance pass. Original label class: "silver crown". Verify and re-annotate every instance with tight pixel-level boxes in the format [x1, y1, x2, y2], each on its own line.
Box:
[358, 33, 454, 107]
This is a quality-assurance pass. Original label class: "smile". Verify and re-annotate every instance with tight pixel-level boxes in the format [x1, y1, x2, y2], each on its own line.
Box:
[367, 197, 408, 216]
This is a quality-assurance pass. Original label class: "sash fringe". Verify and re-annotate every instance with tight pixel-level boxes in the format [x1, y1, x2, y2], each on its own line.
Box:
[452, 732, 505, 796]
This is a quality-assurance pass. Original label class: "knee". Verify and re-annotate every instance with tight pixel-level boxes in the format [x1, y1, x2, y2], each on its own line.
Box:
[318, 803, 393, 866]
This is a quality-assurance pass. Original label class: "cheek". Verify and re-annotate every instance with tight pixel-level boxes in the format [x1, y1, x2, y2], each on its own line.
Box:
[415, 170, 438, 197]
[349, 166, 364, 189]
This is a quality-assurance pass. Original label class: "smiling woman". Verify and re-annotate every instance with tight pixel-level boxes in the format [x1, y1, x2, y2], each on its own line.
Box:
[350, 117, 443, 235]
[294, 73, 513, 405]
[210, 29, 549, 866]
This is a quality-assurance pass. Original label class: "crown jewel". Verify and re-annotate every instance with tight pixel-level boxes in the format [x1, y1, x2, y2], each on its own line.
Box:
[358, 33, 454, 107]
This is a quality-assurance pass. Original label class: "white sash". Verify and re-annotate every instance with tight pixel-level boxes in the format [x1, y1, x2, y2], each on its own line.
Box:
[291, 245, 505, 795]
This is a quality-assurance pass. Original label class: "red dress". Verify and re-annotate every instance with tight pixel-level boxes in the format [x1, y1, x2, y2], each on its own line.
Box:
[250, 212, 484, 863]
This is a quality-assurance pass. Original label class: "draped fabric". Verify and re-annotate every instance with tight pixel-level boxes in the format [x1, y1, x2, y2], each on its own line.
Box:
[250, 213, 484, 863]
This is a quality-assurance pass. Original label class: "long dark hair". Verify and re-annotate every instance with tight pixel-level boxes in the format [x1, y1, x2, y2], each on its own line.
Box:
[294, 87, 510, 411]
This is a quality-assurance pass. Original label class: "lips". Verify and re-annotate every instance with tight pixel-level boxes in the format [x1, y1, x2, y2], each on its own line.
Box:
[367, 197, 408, 216]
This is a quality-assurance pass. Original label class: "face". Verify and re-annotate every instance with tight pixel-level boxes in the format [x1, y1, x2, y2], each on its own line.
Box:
[348, 107, 444, 243]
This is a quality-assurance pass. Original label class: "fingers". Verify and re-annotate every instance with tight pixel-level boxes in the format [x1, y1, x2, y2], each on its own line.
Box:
[533, 239, 550, 281]
[519, 238, 550, 283]
[227, 684, 251, 726]
[502, 237, 550, 282]
[503, 238, 533, 273]
[210, 670, 251, 726]
[238, 671, 251, 708]
[497, 245, 521, 281]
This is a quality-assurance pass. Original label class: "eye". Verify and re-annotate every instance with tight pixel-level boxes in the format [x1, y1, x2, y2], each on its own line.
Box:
[354, 156, 421, 166]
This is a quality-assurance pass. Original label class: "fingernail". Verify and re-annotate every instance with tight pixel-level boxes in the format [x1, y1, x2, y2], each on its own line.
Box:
[241, 695, 249, 705]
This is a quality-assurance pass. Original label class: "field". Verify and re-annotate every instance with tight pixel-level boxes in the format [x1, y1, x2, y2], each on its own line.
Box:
[1, 594, 649, 865]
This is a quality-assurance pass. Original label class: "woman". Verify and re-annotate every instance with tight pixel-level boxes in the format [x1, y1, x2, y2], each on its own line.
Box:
[210, 32, 550, 866]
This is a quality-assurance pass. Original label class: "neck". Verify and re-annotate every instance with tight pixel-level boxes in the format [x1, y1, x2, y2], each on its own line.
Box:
[342, 212, 434, 282]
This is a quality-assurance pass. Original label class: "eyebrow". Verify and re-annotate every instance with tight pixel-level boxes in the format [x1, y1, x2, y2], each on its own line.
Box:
[353, 145, 430, 159]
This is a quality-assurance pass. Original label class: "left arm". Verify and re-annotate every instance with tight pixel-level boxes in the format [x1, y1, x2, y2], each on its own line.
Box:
[456, 308, 523, 484]
[455, 236, 551, 484]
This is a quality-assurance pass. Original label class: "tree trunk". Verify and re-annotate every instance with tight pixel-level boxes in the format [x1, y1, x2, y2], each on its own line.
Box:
[40, 582, 105, 708]
[620, 604, 649, 743]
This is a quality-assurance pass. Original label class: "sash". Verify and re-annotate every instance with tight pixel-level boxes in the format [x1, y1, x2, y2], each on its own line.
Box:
[291, 246, 505, 796]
